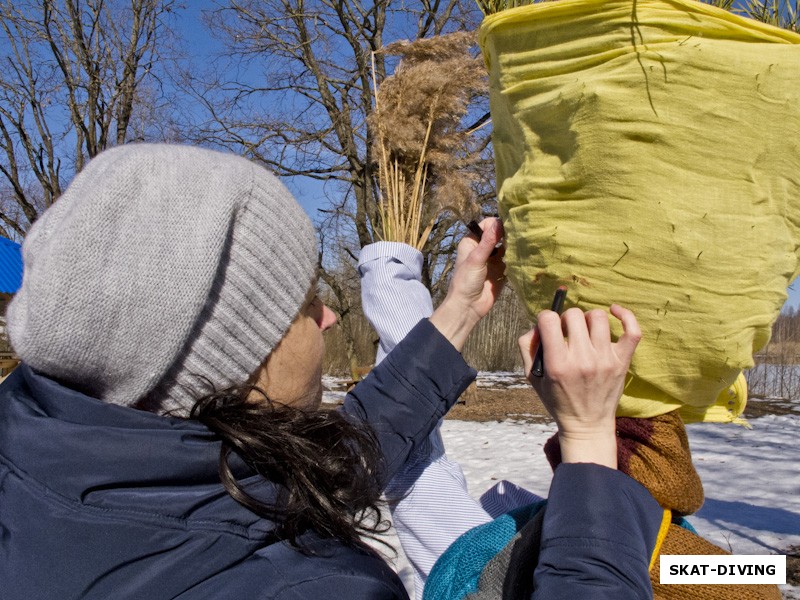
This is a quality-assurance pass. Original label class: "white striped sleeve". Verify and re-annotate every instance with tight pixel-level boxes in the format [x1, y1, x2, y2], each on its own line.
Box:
[358, 243, 548, 598]
[359, 242, 493, 598]
[358, 242, 434, 365]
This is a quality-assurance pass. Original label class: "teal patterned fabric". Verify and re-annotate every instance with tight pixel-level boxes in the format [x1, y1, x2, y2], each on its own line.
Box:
[423, 501, 546, 600]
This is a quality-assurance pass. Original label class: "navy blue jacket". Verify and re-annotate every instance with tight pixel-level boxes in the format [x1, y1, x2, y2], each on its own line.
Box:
[0, 319, 661, 599]
[0, 320, 474, 599]
[532, 463, 662, 599]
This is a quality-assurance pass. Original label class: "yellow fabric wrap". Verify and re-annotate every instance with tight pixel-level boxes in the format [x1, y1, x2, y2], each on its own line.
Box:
[479, 0, 800, 422]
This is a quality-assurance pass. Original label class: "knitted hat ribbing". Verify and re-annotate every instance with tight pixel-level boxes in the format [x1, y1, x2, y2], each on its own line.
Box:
[7, 144, 318, 416]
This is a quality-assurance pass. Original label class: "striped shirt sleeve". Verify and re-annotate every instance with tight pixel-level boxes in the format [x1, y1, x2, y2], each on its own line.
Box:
[359, 242, 493, 598]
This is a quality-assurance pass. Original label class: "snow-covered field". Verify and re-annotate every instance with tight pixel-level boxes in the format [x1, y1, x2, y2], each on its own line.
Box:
[439, 415, 799, 599]
[324, 373, 800, 598]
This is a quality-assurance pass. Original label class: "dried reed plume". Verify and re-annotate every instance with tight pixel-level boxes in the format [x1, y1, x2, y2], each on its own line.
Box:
[734, 0, 799, 31]
[370, 32, 487, 250]
[474, 0, 535, 15]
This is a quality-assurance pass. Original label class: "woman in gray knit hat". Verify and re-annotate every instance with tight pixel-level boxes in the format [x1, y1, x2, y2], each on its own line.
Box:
[0, 143, 660, 600]
[0, 143, 508, 599]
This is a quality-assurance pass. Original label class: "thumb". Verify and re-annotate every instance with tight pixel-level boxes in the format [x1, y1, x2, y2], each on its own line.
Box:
[610, 304, 642, 365]
[518, 327, 539, 377]
[464, 219, 501, 268]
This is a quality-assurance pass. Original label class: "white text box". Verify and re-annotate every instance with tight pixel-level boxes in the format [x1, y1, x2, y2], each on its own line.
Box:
[660, 555, 786, 584]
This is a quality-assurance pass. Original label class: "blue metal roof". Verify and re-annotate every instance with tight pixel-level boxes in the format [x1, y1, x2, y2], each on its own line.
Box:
[0, 237, 22, 295]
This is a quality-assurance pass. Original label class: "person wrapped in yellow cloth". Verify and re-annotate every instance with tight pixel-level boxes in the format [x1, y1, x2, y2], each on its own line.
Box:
[479, 0, 799, 597]
[482, 0, 800, 425]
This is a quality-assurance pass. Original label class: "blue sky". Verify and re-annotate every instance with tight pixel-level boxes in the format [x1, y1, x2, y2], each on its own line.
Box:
[785, 278, 800, 310]
[176, 2, 335, 220]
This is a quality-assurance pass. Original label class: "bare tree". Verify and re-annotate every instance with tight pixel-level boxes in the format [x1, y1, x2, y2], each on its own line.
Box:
[187, 0, 494, 253]
[187, 0, 494, 370]
[190, 0, 482, 241]
[0, 0, 177, 238]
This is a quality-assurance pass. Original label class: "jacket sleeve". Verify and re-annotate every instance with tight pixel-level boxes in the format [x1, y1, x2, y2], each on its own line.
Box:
[531, 463, 663, 600]
[341, 318, 476, 482]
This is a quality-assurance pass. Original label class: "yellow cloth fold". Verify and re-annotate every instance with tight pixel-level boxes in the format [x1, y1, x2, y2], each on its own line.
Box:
[479, 0, 800, 422]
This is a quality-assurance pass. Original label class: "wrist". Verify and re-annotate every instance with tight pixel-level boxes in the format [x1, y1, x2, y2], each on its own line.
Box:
[557, 429, 618, 469]
[429, 296, 481, 352]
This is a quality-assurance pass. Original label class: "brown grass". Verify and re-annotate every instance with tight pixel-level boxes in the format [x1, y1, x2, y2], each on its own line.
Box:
[447, 385, 800, 422]
[370, 32, 487, 248]
[446, 386, 553, 423]
[449, 383, 800, 422]
[787, 546, 800, 586]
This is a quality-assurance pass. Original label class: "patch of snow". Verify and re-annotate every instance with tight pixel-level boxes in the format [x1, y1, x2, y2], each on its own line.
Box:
[474, 370, 527, 388]
[437, 414, 799, 598]
[322, 375, 350, 405]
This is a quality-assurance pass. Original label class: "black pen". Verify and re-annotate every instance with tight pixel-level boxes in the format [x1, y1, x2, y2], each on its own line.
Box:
[531, 286, 567, 378]
[465, 220, 499, 255]
[466, 220, 484, 239]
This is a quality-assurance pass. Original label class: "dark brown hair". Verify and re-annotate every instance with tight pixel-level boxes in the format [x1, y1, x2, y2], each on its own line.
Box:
[191, 386, 390, 551]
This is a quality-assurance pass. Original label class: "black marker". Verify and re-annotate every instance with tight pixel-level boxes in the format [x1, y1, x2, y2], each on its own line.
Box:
[465, 220, 499, 255]
[466, 220, 484, 239]
[531, 286, 567, 378]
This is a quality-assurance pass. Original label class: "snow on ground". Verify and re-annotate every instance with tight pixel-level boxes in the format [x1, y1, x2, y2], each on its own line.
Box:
[474, 371, 531, 389]
[439, 415, 799, 599]
[321, 375, 349, 405]
[329, 373, 800, 598]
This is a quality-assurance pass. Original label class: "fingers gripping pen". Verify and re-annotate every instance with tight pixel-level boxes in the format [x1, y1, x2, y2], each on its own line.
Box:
[531, 286, 567, 378]
[466, 220, 484, 239]
[466, 220, 500, 255]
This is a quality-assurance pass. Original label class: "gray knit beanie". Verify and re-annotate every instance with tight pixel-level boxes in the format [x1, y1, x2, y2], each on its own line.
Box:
[7, 143, 318, 416]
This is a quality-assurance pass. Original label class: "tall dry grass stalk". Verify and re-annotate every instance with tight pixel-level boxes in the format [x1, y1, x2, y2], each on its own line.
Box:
[474, 0, 535, 15]
[322, 285, 532, 375]
[371, 32, 487, 250]
[462, 286, 531, 370]
[740, 0, 799, 30]
[705, 0, 798, 29]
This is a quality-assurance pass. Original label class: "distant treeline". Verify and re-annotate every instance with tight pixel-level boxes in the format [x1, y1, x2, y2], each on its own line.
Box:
[748, 307, 800, 400]
[324, 293, 800, 404]
[322, 286, 530, 377]
[764, 306, 800, 345]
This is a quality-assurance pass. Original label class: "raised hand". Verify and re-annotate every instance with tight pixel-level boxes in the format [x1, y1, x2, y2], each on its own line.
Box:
[429, 218, 506, 351]
[518, 304, 642, 468]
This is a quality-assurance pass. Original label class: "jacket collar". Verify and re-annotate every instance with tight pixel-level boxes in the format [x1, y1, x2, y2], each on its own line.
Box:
[0, 365, 278, 537]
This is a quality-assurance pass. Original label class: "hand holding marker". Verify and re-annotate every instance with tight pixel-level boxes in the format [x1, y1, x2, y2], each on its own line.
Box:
[466, 220, 485, 240]
[466, 220, 499, 256]
[531, 286, 567, 377]
[467, 219, 567, 377]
